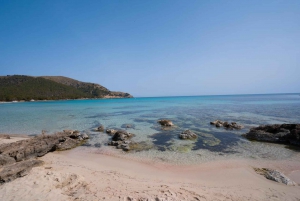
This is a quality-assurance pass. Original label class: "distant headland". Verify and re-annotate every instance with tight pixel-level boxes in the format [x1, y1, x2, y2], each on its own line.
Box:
[0, 75, 133, 101]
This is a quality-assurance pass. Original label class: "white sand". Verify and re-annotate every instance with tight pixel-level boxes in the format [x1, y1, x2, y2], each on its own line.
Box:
[1, 146, 300, 201]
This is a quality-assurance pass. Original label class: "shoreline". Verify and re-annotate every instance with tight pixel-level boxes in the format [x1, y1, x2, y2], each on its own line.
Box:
[1, 146, 300, 200]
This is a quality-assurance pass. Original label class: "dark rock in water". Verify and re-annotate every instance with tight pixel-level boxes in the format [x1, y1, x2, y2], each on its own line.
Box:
[111, 130, 134, 141]
[158, 119, 174, 126]
[96, 125, 104, 132]
[179, 130, 197, 140]
[0, 159, 44, 184]
[244, 124, 300, 146]
[210, 120, 243, 129]
[254, 168, 296, 186]
[108, 130, 135, 151]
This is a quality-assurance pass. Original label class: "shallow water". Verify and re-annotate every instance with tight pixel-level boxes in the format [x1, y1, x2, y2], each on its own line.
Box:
[1, 94, 300, 164]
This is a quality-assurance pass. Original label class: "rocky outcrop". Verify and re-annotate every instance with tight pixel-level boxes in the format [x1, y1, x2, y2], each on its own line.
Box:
[107, 130, 135, 151]
[179, 130, 197, 140]
[158, 119, 174, 126]
[0, 159, 44, 184]
[210, 120, 243, 129]
[244, 124, 300, 146]
[254, 168, 296, 186]
[105, 91, 133, 98]
[0, 130, 88, 184]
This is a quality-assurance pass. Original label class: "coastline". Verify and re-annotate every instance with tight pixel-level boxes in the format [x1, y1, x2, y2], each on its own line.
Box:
[1, 146, 299, 200]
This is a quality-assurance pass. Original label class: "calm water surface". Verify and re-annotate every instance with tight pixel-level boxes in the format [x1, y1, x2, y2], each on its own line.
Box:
[1, 94, 300, 164]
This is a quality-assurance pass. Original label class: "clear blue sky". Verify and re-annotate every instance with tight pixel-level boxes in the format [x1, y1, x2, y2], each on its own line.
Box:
[0, 0, 299, 97]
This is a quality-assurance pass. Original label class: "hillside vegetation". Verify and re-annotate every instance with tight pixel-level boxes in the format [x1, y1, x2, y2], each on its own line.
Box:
[0, 75, 132, 101]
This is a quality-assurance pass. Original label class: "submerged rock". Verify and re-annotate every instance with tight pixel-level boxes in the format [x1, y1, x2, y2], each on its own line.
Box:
[179, 130, 197, 140]
[254, 168, 296, 186]
[96, 125, 104, 132]
[210, 120, 243, 129]
[158, 119, 174, 126]
[121, 124, 135, 129]
[244, 124, 300, 146]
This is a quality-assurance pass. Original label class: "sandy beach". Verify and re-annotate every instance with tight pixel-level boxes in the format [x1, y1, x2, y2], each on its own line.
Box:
[1, 143, 300, 201]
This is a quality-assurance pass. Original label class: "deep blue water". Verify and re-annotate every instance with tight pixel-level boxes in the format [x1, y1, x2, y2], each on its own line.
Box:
[1, 94, 300, 163]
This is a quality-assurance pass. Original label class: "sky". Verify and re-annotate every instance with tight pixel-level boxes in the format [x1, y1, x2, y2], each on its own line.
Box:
[0, 0, 299, 97]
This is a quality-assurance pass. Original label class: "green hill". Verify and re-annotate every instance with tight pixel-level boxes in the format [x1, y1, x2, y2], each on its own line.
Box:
[0, 75, 132, 101]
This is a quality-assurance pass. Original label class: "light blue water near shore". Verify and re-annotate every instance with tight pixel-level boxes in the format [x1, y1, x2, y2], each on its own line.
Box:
[1, 94, 300, 163]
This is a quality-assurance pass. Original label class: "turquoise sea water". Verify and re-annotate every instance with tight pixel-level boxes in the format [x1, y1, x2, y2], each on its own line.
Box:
[1, 94, 300, 164]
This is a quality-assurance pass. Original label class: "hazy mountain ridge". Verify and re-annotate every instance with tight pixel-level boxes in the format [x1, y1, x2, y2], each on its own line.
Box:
[0, 75, 132, 101]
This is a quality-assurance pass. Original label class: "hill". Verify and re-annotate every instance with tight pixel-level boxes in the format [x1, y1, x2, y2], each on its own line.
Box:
[0, 75, 132, 101]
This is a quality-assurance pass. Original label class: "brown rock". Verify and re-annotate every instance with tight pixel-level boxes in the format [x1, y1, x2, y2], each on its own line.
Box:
[158, 119, 174, 126]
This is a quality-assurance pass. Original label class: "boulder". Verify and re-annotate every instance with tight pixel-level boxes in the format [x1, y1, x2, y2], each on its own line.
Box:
[108, 130, 135, 151]
[179, 130, 197, 140]
[112, 130, 133, 141]
[244, 124, 300, 146]
[158, 119, 174, 126]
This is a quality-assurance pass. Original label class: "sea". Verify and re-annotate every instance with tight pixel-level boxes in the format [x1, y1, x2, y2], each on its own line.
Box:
[1, 94, 300, 164]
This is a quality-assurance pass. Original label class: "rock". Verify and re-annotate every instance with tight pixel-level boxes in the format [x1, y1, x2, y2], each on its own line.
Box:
[121, 124, 135, 129]
[179, 130, 197, 140]
[63, 130, 74, 134]
[158, 119, 174, 126]
[210, 120, 243, 129]
[0, 155, 15, 166]
[112, 130, 133, 141]
[244, 124, 300, 146]
[81, 133, 89, 139]
[96, 125, 104, 132]
[0, 135, 11, 139]
[106, 129, 117, 135]
[210, 120, 223, 125]
[254, 168, 296, 186]
[0, 130, 86, 184]
[0, 159, 44, 184]
[108, 130, 135, 151]
[0, 130, 86, 162]
[56, 137, 79, 151]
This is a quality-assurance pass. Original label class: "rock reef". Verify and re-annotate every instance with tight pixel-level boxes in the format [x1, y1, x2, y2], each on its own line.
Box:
[244, 124, 300, 146]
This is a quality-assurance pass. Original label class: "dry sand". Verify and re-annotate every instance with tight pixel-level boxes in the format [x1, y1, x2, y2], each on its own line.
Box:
[1, 146, 300, 201]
